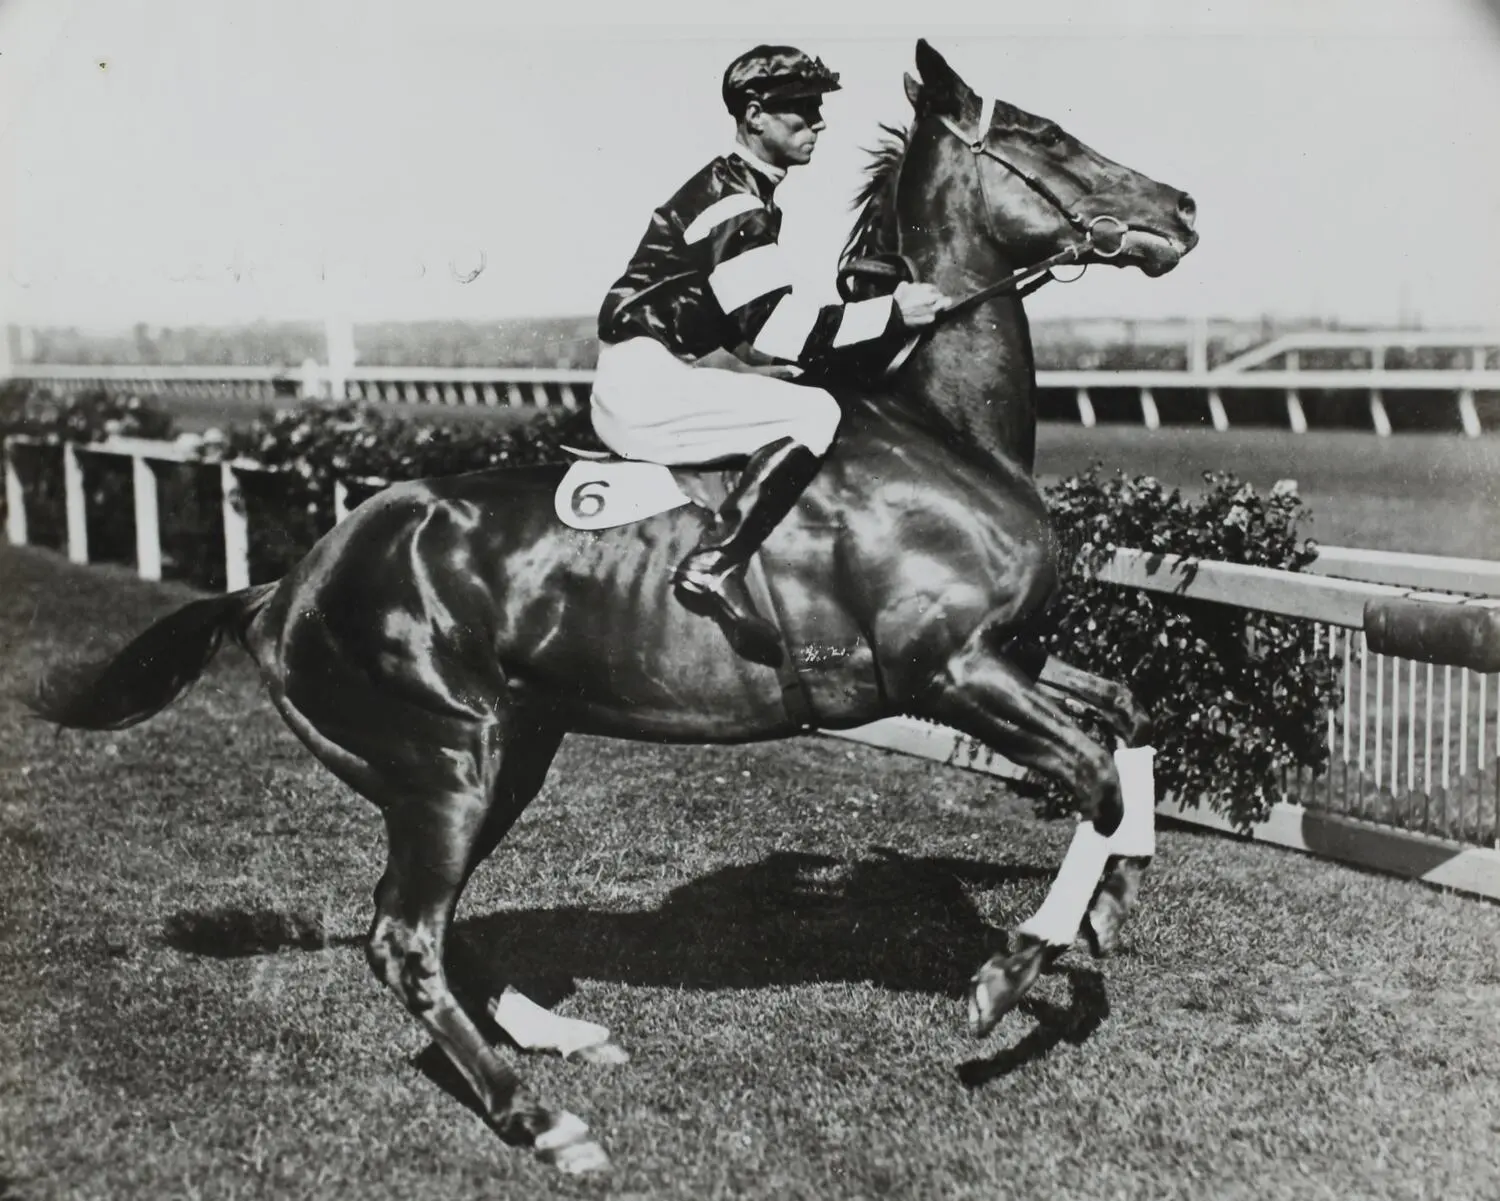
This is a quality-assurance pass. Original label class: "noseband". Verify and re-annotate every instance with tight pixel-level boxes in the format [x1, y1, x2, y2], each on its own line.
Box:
[930, 100, 1127, 317]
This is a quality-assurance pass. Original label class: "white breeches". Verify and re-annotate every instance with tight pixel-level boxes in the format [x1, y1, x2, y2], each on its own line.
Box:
[589, 337, 842, 465]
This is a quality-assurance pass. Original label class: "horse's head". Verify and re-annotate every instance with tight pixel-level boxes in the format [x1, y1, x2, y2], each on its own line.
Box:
[900, 39, 1198, 278]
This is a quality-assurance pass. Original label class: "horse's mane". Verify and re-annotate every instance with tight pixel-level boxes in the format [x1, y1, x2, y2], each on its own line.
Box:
[840, 123, 909, 268]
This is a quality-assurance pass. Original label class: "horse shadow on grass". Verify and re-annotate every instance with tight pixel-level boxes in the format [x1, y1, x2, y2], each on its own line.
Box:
[448, 846, 1035, 999]
[442, 845, 1111, 1088]
[161, 845, 1113, 1094]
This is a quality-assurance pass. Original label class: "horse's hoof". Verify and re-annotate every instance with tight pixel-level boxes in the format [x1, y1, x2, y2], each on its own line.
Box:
[568, 1038, 630, 1066]
[968, 940, 1046, 1038]
[534, 1111, 610, 1174]
[1083, 903, 1121, 959]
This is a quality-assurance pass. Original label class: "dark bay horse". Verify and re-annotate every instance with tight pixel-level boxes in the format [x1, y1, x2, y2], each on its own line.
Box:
[32, 40, 1197, 1174]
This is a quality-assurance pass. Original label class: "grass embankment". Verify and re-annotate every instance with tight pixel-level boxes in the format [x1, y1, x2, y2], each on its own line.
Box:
[2, 546, 1498, 1200]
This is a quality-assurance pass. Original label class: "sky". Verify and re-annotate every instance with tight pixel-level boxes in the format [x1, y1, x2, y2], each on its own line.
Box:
[2, 0, 1499, 331]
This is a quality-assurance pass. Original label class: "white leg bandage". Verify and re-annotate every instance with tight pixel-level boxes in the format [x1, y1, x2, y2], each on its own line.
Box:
[489, 986, 612, 1058]
[1108, 745, 1157, 858]
[1016, 745, 1158, 947]
[1016, 820, 1112, 947]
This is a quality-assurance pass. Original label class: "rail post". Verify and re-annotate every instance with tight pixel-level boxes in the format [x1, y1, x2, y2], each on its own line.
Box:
[1286, 390, 1308, 433]
[221, 462, 250, 590]
[1139, 387, 1160, 431]
[1285, 350, 1308, 432]
[325, 312, 355, 403]
[1075, 387, 1095, 427]
[1459, 344, 1481, 436]
[1207, 388, 1229, 431]
[131, 453, 163, 581]
[63, 443, 88, 565]
[3, 439, 28, 547]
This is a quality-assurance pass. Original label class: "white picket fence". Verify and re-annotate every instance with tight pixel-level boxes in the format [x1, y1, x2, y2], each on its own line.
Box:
[5, 431, 1499, 897]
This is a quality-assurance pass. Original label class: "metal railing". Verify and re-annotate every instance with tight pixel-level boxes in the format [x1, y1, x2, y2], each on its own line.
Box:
[8, 324, 1500, 435]
[4, 433, 1498, 851]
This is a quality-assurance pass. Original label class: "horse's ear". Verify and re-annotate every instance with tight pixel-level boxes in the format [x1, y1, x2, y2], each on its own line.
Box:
[903, 72, 922, 110]
[912, 38, 971, 117]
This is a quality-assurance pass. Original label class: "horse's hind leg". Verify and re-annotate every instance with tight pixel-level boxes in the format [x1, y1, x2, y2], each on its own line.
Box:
[456, 720, 628, 1066]
[915, 640, 1125, 1037]
[367, 762, 610, 1175]
[273, 688, 609, 1173]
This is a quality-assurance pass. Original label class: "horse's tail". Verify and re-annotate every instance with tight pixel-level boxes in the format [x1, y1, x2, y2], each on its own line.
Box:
[27, 582, 279, 731]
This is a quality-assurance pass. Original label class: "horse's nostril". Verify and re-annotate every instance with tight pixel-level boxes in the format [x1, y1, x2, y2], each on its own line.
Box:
[1177, 193, 1197, 229]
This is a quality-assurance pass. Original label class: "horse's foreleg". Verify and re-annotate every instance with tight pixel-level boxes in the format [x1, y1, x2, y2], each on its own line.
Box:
[1037, 656, 1157, 957]
[916, 641, 1126, 1036]
[1037, 655, 1153, 745]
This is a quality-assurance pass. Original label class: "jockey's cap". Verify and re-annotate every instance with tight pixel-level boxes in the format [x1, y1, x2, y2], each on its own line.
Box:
[722, 46, 841, 116]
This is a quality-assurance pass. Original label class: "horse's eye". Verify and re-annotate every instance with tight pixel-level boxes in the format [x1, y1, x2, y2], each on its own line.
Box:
[1038, 126, 1065, 147]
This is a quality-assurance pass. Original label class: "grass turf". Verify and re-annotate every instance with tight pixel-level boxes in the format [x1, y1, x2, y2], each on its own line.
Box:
[2, 544, 1499, 1200]
[1035, 425, 1500, 560]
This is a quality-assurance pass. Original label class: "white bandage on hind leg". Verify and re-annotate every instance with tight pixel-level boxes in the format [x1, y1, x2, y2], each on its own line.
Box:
[489, 986, 611, 1058]
[1016, 819, 1112, 947]
[1108, 745, 1157, 858]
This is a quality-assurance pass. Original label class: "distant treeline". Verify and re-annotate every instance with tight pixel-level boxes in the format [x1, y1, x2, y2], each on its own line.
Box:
[352, 318, 599, 369]
[15, 316, 1488, 372]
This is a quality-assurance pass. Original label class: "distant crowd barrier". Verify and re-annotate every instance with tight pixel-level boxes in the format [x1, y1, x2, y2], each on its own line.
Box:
[6, 326, 1500, 435]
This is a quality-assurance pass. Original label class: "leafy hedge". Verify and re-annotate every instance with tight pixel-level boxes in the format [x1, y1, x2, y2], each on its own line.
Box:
[2, 383, 1333, 826]
[1034, 468, 1334, 828]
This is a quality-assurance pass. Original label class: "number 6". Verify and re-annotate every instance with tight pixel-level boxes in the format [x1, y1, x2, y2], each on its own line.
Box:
[570, 479, 609, 519]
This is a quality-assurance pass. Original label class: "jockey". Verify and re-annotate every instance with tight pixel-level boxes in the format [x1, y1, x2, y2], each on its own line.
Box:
[591, 44, 950, 667]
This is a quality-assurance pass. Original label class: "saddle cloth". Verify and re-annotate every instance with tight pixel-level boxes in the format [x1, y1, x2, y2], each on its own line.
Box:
[553, 450, 700, 531]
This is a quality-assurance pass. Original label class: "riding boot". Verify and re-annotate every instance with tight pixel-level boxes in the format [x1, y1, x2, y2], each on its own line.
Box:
[673, 436, 824, 668]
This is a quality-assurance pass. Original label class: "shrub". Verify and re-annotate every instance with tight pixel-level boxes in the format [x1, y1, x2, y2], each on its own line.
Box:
[1034, 466, 1337, 829]
[215, 401, 582, 576]
[0, 381, 178, 442]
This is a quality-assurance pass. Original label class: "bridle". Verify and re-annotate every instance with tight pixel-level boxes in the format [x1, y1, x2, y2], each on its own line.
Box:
[839, 97, 1131, 330]
[930, 98, 1127, 316]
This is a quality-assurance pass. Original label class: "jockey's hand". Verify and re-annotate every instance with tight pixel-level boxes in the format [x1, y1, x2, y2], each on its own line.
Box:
[893, 281, 951, 328]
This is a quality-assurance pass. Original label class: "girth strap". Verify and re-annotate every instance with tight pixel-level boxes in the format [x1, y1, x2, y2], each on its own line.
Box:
[742, 551, 818, 729]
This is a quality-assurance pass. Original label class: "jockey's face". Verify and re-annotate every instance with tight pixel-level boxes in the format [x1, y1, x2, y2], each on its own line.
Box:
[746, 97, 826, 168]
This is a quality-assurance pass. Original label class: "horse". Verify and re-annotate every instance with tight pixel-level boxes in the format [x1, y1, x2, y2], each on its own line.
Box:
[30, 40, 1198, 1174]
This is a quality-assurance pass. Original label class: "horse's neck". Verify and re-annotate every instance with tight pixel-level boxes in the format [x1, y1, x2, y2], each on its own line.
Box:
[900, 240, 1039, 477]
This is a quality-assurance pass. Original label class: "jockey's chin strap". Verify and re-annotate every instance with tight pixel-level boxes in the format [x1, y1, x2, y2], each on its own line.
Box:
[929, 99, 1127, 318]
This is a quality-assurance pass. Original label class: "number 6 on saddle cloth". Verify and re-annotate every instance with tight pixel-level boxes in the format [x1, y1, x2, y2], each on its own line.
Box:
[553, 454, 696, 531]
